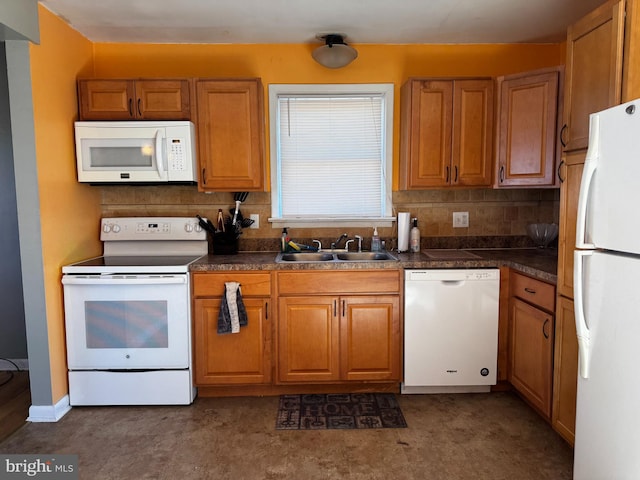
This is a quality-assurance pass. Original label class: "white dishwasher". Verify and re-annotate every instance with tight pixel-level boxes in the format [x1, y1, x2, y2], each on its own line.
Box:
[402, 269, 500, 394]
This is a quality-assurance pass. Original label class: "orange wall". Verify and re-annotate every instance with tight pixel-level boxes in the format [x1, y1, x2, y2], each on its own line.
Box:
[29, 5, 101, 402]
[91, 42, 563, 188]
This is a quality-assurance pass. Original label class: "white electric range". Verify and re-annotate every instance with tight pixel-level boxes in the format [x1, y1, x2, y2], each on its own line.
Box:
[61, 217, 208, 406]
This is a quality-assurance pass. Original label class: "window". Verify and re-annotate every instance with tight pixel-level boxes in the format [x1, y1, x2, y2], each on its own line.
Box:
[269, 84, 394, 228]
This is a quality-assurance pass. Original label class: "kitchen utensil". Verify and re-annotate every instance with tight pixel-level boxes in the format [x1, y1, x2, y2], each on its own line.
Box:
[196, 215, 215, 235]
[240, 218, 254, 228]
[232, 200, 241, 225]
[234, 192, 249, 203]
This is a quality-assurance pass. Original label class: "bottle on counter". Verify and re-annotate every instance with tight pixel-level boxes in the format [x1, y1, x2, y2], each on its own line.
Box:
[281, 228, 289, 252]
[371, 227, 381, 252]
[410, 218, 421, 253]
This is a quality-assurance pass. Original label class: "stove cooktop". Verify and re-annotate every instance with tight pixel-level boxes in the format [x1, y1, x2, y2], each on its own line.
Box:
[62, 254, 205, 274]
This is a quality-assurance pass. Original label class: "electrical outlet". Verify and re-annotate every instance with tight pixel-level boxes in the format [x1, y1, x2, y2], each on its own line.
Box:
[453, 211, 469, 228]
[249, 214, 259, 229]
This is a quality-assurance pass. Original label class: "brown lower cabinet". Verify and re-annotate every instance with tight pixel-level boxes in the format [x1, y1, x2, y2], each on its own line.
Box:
[552, 296, 579, 445]
[277, 294, 400, 383]
[508, 271, 555, 419]
[276, 270, 401, 385]
[192, 272, 271, 386]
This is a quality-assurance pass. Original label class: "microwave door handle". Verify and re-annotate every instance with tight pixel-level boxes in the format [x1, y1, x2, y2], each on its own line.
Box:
[155, 129, 165, 177]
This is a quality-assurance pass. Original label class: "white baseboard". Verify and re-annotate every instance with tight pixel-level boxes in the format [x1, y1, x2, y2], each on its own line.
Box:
[0, 358, 28, 370]
[27, 395, 72, 422]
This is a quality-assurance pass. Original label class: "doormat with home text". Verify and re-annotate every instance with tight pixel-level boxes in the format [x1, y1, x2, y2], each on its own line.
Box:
[276, 393, 407, 430]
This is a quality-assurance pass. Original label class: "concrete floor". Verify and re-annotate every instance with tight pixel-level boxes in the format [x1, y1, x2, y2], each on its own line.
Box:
[0, 391, 573, 479]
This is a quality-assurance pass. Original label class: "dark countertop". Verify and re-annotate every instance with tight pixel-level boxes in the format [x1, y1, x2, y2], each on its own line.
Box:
[191, 247, 558, 284]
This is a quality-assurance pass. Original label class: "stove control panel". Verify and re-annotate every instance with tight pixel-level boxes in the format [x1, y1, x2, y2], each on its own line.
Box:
[101, 217, 206, 241]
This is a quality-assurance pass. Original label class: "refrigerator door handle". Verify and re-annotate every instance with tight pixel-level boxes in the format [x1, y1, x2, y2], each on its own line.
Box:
[575, 113, 599, 249]
[574, 250, 593, 379]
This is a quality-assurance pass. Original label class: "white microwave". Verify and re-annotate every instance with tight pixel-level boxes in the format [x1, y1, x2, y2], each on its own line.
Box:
[74, 121, 197, 184]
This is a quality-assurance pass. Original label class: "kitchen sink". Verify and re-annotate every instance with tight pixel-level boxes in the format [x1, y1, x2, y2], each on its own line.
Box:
[335, 252, 398, 261]
[278, 252, 334, 262]
[275, 251, 399, 263]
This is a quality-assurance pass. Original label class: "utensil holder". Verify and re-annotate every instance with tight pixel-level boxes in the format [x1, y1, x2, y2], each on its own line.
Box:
[210, 232, 239, 255]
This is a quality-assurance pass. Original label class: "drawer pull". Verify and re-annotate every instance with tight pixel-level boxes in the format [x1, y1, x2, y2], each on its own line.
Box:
[333, 299, 337, 317]
[543, 318, 550, 339]
[524, 287, 536, 294]
[265, 301, 268, 320]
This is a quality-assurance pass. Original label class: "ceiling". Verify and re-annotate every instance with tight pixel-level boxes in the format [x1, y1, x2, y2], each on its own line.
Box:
[39, 0, 606, 45]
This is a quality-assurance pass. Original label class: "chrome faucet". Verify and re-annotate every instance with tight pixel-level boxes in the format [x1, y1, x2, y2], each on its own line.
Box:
[331, 233, 348, 250]
[354, 235, 363, 252]
[312, 239, 322, 251]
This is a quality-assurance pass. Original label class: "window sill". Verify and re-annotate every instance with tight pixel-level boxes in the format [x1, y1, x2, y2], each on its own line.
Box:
[268, 217, 396, 229]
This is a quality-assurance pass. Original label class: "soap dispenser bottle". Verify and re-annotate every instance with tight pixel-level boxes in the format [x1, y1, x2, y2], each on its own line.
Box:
[281, 228, 289, 252]
[371, 227, 381, 252]
[410, 218, 421, 253]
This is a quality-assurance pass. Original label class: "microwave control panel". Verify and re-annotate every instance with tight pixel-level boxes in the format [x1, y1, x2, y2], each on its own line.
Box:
[169, 137, 187, 171]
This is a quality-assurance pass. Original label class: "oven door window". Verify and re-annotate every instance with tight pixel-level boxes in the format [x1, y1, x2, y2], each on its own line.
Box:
[63, 276, 189, 370]
[85, 300, 169, 349]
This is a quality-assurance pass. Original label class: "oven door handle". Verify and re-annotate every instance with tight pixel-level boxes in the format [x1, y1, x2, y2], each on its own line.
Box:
[62, 276, 187, 285]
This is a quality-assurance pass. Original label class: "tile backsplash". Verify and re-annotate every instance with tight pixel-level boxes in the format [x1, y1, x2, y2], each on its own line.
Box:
[100, 185, 559, 251]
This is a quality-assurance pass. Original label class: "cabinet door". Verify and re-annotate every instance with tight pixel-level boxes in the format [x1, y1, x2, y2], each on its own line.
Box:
[552, 296, 578, 445]
[278, 296, 340, 383]
[452, 79, 494, 186]
[196, 79, 265, 191]
[78, 79, 135, 120]
[563, 0, 624, 151]
[134, 80, 190, 120]
[193, 297, 270, 385]
[340, 296, 400, 381]
[509, 297, 554, 418]
[399, 79, 453, 188]
[496, 70, 560, 187]
[556, 151, 586, 299]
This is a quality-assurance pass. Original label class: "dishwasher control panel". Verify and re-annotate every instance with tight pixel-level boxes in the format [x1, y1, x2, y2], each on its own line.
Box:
[405, 269, 499, 282]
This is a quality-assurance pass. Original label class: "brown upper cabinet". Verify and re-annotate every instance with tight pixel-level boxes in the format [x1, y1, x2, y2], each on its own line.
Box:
[495, 67, 562, 188]
[196, 79, 266, 192]
[562, 0, 625, 152]
[78, 79, 191, 121]
[400, 78, 494, 189]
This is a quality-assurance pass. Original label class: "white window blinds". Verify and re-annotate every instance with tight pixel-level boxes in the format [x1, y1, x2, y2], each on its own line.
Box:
[270, 85, 393, 222]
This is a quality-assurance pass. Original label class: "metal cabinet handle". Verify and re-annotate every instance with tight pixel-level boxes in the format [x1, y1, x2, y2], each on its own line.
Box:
[454, 165, 458, 183]
[446, 166, 450, 183]
[202, 168, 206, 185]
[524, 287, 536, 294]
[342, 299, 346, 317]
[499, 165, 505, 183]
[137, 98, 142, 117]
[333, 299, 337, 317]
[557, 160, 565, 183]
[265, 301, 268, 320]
[560, 124, 568, 147]
[128, 98, 133, 117]
[543, 318, 550, 339]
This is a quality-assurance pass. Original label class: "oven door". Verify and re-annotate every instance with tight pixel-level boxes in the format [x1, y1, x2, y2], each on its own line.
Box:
[62, 274, 190, 369]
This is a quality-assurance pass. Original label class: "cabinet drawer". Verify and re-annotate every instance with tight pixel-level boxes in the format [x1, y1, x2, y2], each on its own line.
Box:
[510, 271, 555, 312]
[277, 271, 401, 295]
[193, 272, 271, 297]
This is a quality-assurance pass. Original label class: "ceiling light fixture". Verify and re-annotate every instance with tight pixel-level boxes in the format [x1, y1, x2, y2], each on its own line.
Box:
[312, 33, 358, 69]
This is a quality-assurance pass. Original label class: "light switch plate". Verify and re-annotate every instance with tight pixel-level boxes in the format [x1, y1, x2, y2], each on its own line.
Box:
[453, 211, 469, 228]
[249, 214, 259, 229]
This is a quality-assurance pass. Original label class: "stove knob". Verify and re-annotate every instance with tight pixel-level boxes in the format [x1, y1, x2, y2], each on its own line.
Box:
[102, 223, 111, 233]
[185, 223, 193, 232]
[194, 223, 203, 232]
[112, 224, 121, 233]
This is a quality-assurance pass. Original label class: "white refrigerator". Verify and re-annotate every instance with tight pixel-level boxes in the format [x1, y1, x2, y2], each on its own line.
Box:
[573, 99, 640, 479]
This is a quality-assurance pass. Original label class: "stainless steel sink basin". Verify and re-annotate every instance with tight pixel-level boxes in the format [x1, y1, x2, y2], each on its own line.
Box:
[275, 251, 399, 263]
[278, 252, 334, 262]
[335, 252, 398, 261]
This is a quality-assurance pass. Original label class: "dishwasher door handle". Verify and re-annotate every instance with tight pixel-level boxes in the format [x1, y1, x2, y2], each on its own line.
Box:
[440, 280, 464, 286]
